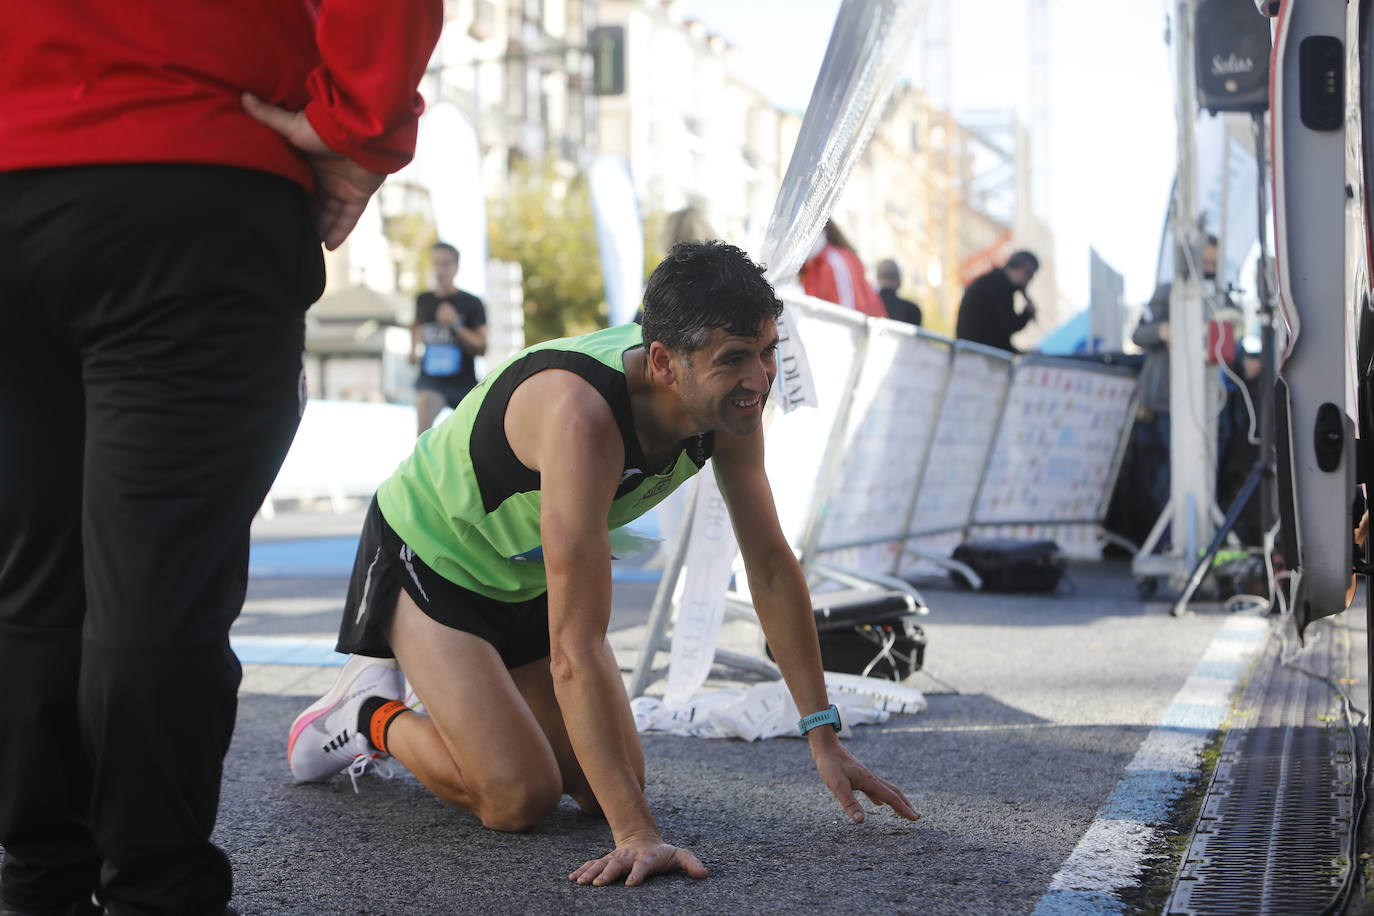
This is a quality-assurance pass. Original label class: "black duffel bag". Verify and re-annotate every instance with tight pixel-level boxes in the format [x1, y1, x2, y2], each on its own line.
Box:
[768, 589, 926, 682]
[950, 538, 1066, 592]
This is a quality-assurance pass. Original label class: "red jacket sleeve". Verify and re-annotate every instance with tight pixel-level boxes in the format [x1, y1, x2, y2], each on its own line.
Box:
[841, 248, 887, 319]
[304, 1, 444, 175]
[800, 249, 840, 304]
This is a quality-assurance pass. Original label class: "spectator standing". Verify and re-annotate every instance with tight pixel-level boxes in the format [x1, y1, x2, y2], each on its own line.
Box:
[876, 259, 922, 327]
[955, 250, 1040, 352]
[799, 222, 887, 318]
[0, 4, 441, 913]
[1130, 235, 1228, 529]
[412, 242, 488, 435]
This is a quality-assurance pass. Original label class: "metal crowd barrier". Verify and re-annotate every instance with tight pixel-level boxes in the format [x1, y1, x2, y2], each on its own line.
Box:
[628, 293, 1139, 697]
[262, 306, 1139, 699]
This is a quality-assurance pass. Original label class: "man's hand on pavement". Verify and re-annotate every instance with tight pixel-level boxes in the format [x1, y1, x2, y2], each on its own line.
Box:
[241, 93, 385, 251]
[569, 836, 709, 888]
[813, 739, 920, 824]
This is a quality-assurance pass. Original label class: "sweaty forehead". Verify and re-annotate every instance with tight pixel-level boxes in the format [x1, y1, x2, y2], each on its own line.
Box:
[699, 318, 778, 354]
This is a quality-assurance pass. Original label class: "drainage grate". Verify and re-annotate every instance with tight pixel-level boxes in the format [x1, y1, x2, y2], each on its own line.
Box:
[1167, 622, 1356, 915]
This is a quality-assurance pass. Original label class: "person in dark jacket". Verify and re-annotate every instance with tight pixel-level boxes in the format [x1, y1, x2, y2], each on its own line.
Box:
[0, 4, 441, 913]
[1130, 235, 1225, 526]
[876, 259, 922, 327]
[954, 250, 1040, 352]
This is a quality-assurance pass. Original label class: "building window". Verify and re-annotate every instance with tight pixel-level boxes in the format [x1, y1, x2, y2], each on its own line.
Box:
[470, 0, 496, 40]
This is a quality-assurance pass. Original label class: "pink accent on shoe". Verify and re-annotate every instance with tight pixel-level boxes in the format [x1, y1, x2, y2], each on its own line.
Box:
[287, 705, 332, 760]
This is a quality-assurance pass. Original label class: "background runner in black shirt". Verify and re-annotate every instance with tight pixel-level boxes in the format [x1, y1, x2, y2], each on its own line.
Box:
[412, 242, 487, 435]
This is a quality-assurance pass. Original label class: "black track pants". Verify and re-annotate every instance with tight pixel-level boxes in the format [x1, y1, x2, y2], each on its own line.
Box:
[0, 164, 324, 914]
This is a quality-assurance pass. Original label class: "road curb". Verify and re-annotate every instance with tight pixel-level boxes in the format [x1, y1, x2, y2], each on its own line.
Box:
[1031, 613, 1270, 914]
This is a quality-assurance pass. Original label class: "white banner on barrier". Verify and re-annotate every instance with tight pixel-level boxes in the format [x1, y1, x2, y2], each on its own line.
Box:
[971, 360, 1136, 558]
[763, 301, 865, 547]
[663, 469, 739, 708]
[816, 325, 948, 573]
[903, 346, 1014, 574]
[770, 306, 818, 411]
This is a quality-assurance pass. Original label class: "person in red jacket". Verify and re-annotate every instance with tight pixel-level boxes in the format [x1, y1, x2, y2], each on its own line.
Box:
[798, 221, 888, 319]
[0, 4, 441, 914]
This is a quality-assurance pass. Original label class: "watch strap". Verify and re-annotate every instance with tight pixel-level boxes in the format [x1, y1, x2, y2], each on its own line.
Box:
[797, 703, 842, 736]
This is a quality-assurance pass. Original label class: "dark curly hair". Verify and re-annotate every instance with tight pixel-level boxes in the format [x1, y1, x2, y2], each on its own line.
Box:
[639, 240, 783, 354]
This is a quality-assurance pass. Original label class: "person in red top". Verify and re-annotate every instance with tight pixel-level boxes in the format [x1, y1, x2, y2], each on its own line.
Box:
[0, 4, 441, 914]
[798, 221, 888, 319]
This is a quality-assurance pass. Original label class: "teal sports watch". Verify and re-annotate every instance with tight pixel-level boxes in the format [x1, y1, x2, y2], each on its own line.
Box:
[798, 704, 842, 736]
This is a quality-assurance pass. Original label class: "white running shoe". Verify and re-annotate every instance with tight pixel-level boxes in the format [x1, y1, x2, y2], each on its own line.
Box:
[288, 655, 402, 785]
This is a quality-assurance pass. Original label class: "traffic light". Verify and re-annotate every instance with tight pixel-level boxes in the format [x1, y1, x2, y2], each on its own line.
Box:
[589, 26, 625, 96]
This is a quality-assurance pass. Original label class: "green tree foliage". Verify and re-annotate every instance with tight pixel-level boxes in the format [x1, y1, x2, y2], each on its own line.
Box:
[641, 209, 668, 284]
[380, 206, 437, 297]
[488, 158, 607, 344]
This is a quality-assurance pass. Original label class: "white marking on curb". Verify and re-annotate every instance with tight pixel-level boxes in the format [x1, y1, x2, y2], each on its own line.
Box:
[1031, 614, 1270, 915]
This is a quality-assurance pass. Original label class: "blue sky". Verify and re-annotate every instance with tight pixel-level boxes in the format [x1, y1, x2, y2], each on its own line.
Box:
[675, 0, 1178, 309]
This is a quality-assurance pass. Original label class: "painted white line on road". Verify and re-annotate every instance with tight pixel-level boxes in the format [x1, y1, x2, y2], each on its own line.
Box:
[240, 663, 340, 698]
[883, 722, 1054, 733]
[232, 635, 342, 667]
[1031, 613, 1270, 916]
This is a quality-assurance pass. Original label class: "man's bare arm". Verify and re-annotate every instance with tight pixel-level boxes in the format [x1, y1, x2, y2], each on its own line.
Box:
[712, 427, 919, 823]
[454, 323, 487, 356]
[508, 371, 706, 886]
[434, 302, 487, 357]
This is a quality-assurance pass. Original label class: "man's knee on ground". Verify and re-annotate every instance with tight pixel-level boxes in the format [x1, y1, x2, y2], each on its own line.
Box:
[472, 770, 562, 832]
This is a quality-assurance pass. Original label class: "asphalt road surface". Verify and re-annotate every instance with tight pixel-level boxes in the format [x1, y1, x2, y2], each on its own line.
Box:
[210, 507, 1254, 915]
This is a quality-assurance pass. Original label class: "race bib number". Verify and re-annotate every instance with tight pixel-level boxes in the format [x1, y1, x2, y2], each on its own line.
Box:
[423, 343, 462, 377]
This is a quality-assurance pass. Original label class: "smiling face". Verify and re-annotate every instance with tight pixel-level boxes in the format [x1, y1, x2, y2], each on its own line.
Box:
[675, 320, 779, 438]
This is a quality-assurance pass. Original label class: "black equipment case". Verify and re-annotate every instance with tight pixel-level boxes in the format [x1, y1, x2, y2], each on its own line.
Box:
[767, 588, 925, 681]
[950, 539, 1066, 592]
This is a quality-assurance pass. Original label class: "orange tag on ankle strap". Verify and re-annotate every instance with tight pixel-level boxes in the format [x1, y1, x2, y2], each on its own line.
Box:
[369, 700, 408, 754]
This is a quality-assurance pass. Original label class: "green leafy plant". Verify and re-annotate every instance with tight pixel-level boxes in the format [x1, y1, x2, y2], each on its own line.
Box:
[489, 158, 608, 343]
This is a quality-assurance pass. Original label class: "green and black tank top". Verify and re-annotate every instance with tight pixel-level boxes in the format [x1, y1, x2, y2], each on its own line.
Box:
[376, 323, 712, 602]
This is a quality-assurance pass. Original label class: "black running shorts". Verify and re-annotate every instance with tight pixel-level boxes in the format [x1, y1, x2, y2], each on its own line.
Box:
[336, 497, 551, 669]
[414, 374, 474, 409]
